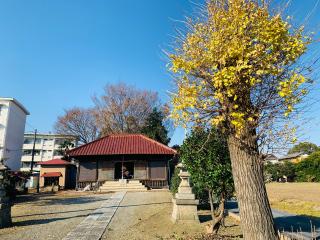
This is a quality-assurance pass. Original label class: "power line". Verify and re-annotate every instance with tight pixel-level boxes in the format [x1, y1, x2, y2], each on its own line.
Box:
[25, 121, 38, 132]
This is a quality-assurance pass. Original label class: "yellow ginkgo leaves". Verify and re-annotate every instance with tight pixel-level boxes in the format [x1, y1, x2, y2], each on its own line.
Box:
[169, 0, 310, 135]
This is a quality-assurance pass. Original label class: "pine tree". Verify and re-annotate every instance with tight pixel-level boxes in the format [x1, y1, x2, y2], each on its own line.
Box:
[141, 108, 170, 145]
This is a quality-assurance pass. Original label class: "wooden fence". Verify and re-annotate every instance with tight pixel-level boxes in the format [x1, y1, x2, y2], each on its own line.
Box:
[140, 179, 168, 189]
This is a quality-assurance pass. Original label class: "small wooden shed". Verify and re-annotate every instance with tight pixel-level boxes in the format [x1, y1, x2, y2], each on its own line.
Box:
[39, 159, 76, 190]
[67, 134, 177, 189]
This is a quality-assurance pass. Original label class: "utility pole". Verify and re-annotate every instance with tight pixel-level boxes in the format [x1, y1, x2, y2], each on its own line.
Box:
[30, 129, 37, 172]
[30, 129, 40, 193]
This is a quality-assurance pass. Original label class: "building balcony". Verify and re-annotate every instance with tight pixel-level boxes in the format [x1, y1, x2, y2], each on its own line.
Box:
[23, 143, 42, 149]
[20, 166, 40, 172]
[21, 155, 42, 162]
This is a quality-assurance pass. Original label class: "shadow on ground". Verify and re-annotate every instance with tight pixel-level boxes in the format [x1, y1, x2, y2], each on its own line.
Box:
[226, 201, 320, 236]
[275, 215, 320, 233]
[14, 194, 108, 206]
[13, 213, 90, 227]
[13, 207, 99, 218]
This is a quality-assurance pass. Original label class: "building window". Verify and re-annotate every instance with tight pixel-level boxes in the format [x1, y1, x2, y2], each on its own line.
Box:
[21, 162, 31, 168]
[24, 138, 33, 144]
[54, 139, 64, 145]
[23, 149, 41, 156]
[53, 150, 64, 156]
[44, 177, 59, 187]
[43, 139, 53, 146]
[24, 138, 41, 144]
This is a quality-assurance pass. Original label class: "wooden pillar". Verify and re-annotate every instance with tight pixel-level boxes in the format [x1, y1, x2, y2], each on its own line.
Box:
[95, 159, 98, 181]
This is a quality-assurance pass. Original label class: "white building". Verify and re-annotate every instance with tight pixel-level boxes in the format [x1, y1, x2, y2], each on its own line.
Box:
[0, 98, 30, 171]
[263, 154, 279, 164]
[20, 133, 77, 172]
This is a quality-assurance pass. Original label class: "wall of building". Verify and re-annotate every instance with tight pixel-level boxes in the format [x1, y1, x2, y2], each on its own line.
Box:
[77, 155, 171, 183]
[98, 160, 114, 181]
[0, 99, 27, 171]
[134, 160, 147, 179]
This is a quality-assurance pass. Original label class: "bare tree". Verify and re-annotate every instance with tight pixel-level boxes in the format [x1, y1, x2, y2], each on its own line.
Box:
[54, 107, 99, 144]
[92, 82, 159, 135]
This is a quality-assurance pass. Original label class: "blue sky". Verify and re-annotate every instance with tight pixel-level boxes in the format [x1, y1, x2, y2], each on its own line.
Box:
[0, 0, 319, 147]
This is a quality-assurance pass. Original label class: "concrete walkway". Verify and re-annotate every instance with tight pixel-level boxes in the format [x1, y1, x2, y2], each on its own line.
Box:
[226, 201, 320, 239]
[62, 192, 126, 240]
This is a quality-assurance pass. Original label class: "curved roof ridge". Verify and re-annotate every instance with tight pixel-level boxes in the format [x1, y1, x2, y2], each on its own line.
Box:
[67, 133, 176, 156]
[138, 134, 177, 153]
[67, 135, 110, 155]
[39, 158, 72, 165]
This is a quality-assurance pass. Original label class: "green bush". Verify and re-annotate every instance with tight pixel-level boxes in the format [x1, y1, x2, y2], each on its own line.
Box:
[295, 151, 320, 182]
[264, 161, 296, 182]
[170, 167, 181, 195]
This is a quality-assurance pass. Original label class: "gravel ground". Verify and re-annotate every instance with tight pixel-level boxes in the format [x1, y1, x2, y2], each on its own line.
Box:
[0, 191, 241, 240]
[0, 191, 112, 240]
[103, 191, 242, 240]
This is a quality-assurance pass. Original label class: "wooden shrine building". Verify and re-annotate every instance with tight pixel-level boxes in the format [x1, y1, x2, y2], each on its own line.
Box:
[67, 134, 177, 189]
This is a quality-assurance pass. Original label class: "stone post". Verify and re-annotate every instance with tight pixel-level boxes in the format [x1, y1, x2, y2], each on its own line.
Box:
[0, 162, 12, 228]
[172, 163, 199, 223]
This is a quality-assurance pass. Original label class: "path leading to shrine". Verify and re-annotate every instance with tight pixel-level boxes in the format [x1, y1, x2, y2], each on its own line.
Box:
[63, 191, 125, 240]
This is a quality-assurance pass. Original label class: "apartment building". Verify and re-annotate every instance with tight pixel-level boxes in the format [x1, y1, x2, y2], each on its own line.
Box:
[0, 98, 29, 171]
[20, 133, 77, 172]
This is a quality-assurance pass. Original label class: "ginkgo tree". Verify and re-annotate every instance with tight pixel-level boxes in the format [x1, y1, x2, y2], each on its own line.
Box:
[168, 0, 312, 239]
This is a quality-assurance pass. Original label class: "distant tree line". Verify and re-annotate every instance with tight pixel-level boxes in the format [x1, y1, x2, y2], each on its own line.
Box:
[54, 82, 172, 145]
[265, 146, 320, 182]
[287, 142, 319, 155]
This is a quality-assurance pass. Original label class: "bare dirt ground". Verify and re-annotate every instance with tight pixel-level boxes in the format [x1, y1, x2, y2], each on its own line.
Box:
[266, 183, 320, 217]
[0, 190, 241, 240]
[0, 191, 111, 240]
[103, 191, 242, 240]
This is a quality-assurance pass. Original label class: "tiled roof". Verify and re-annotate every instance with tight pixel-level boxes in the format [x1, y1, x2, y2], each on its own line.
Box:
[279, 152, 305, 161]
[67, 134, 177, 156]
[39, 159, 72, 165]
[41, 172, 62, 177]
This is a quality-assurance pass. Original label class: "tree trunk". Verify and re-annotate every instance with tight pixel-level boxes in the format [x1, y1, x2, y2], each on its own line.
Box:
[212, 195, 225, 234]
[208, 189, 215, 219]
[227, 134, 278, 240]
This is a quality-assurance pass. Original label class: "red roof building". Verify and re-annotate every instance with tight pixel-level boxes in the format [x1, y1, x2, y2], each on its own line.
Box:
[39, 159, 72, 166]
[67, 134, 176, 156]
[67, 134, 177, 189]
[39, 158, 76, 190]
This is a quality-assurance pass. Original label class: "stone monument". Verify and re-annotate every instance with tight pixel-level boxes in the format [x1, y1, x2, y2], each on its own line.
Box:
[0, 162, 12, 228]
[172, 163, 199, 223]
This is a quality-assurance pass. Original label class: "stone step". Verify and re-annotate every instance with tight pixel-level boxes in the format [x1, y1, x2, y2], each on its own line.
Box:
[100, 186, 146, 189]
[102, 182, 144, 186]
[101, 183, 145, 188]
[100, 188, 148, 192]
[103, 182, 143, 185]
[99, 180, 148, 192]
[102, 180, 142, 184]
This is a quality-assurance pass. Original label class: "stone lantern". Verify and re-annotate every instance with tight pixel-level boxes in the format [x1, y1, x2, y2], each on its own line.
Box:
[172, 162, 199, 223]
[0, 161, 12, 228]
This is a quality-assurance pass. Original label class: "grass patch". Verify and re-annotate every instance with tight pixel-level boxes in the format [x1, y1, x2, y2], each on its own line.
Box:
[267, 183, 320, 217]
[270, 199, 320, 217]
